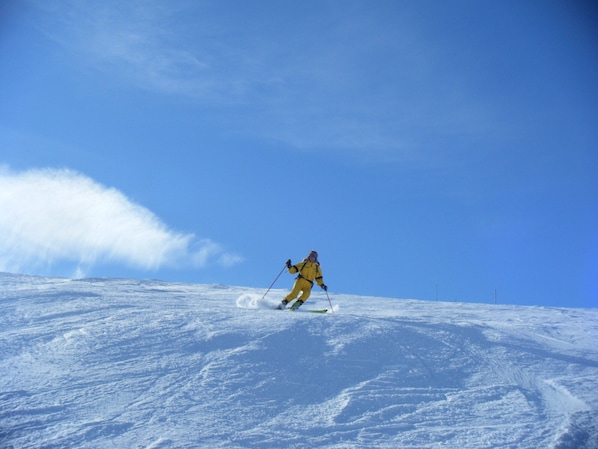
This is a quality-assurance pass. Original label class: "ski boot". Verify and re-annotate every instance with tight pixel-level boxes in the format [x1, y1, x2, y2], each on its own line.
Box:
[277, 299, 289, 310]
[289, 300, 304, 311]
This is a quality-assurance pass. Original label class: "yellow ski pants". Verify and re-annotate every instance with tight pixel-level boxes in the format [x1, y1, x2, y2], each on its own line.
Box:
[284, 277, 314, 302]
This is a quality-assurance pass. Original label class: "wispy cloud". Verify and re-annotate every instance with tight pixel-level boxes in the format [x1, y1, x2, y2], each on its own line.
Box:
[33, 0, 234, 102]
[0, 167, 243, 276]
[29, 1, 500, 163]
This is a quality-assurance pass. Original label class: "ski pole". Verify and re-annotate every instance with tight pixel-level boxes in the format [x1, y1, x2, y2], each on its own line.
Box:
[260, 263, 287, 301]
[325, 289, 334, 313]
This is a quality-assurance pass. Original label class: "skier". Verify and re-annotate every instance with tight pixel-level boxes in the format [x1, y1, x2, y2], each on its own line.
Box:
[277, 250, 327, 311]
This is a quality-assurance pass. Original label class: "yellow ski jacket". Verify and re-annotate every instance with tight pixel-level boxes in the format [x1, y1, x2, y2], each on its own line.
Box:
[288, 260, 324, 286]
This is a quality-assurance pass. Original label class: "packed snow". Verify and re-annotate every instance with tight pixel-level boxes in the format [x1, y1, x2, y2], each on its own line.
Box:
[1, 272, 597, 448]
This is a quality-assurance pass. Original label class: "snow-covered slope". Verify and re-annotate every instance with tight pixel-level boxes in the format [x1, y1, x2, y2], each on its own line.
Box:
[1, 273, 597, 449]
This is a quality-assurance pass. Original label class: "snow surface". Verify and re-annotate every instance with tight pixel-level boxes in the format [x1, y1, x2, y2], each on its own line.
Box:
[1, 272, 598, 449]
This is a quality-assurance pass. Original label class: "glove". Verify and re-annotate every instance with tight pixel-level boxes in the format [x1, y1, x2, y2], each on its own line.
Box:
[321, 284, 328, 291]
[286, 259, 292, 268]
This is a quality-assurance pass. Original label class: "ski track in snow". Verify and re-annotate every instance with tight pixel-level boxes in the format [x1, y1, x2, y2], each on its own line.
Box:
[1, 273, 598, 449]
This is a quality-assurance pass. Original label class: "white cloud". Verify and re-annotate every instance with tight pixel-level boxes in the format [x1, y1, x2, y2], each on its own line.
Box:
[0, 167, 242, 276]
[28, 0, 500, 163]
[33, 0, 225, 102]
[190, 239, 244, 269]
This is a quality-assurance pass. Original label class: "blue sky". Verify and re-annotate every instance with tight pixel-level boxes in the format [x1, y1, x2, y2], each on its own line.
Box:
[1, 0, 597, 308]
